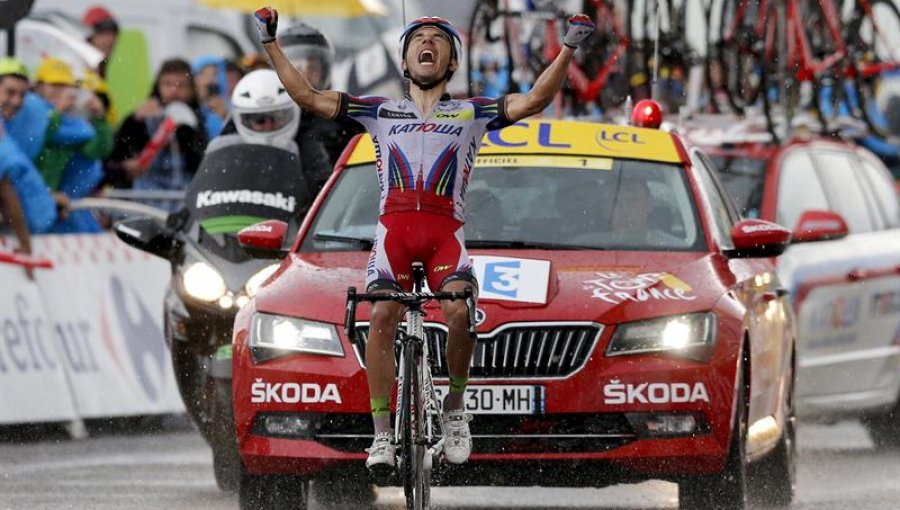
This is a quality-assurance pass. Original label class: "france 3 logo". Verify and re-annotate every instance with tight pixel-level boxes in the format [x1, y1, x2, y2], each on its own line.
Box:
[471, 256, 550, 304]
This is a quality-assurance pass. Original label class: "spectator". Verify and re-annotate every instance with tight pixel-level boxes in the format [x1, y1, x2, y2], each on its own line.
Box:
[0, 59, 58, 234]
[2, 58, 49, 160]
[0, 128, 56, 236]
[82, 5, 120, 79]
[106, 58, 207, 209]
[192, 55, 229, 139]
[31, 58, 113, 224]
[224, 60, 245, 100]
[49, 70, 115, 234]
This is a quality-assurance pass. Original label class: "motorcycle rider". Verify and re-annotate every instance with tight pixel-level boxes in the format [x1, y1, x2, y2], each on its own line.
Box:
[209, 69, 332, 195]
[278, 22, 363, 166]
[254, 5, 595, 476]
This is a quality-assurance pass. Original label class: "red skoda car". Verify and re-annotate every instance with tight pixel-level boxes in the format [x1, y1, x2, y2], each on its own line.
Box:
[232, 119, 797, 510]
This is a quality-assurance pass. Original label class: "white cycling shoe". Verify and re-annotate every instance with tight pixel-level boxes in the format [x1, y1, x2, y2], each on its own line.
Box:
[365, 433, 396, 482]
[442, 410, 473, 464]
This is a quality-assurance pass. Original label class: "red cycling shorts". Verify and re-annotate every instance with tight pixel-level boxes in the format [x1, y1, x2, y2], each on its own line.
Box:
[365, 211, 475, 292]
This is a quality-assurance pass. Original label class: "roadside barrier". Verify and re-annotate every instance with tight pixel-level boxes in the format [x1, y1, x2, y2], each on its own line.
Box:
[0, 233, 184, 426]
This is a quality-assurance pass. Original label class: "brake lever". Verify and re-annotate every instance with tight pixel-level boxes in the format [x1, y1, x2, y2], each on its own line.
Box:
[344, 287, 357, 337]
[464, 288, 478, 341]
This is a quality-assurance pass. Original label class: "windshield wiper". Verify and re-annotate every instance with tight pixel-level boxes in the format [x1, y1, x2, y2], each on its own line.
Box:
[314, 232, 374, 250]
[466, 240, 604, 250]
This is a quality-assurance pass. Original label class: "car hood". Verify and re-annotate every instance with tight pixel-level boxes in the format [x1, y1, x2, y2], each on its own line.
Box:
[254, 250, 730, 328]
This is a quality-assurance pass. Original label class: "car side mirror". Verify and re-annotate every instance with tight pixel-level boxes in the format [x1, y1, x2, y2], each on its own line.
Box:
[792, 210, 849, 243]
[238, 220, 290, 259]
[725, 219, 792, 259]
[114, 216, 182, 260]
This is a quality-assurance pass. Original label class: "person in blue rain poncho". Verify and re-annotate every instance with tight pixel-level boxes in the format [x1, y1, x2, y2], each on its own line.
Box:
[0, 58, 58, 235]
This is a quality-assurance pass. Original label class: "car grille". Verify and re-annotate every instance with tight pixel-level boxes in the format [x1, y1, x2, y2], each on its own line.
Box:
[309, 413, 635, 454]
[351, 323, 602, 378]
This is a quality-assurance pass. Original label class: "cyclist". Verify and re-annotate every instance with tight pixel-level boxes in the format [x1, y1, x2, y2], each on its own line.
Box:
[254, 6, 595, 475]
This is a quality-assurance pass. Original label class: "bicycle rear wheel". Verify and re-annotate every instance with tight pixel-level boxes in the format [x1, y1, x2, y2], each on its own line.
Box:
[846, 0, 900, 137]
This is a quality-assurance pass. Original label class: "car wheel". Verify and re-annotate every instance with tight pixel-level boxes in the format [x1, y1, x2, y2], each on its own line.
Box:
[862, 398, 900, 448]
[311, 469, 377, 508]
[171, 343, 215, 441]
[679, 353, 749, 509]
[210, 378, 240, 492]
[748, 353, 796, 508]
[239, 464, 308, 510]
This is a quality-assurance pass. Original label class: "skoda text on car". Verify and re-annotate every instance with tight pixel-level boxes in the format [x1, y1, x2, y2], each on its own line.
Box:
[696, 133, 900, 447]
[232, 118, 797, 509]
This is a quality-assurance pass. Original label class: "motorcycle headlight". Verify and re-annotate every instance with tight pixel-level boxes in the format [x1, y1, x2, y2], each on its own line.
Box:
[607, 312, 716, 361]
[250, 313, 343, 362]
[245, 264, 280, 297]
[182, 262, 227, 302]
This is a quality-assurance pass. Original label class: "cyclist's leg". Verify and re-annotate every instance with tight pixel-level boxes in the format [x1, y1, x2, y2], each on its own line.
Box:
[364, 217, 412, 471]
[426, 219, 477, 464]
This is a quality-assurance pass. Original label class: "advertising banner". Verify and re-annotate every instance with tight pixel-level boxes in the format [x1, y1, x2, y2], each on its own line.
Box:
[0, 261, 78, 424]
[0, 233, 184, 424]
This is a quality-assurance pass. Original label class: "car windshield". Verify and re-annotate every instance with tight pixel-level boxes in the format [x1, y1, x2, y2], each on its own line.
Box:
[301, 157, 706, 252]
[710, 156, 767, 219]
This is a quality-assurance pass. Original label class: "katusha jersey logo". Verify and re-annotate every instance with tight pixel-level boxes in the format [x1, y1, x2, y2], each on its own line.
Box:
[388, 123, 464, 136]
[196, 190, 296, 212]
[604, 379, 710, 404]
[251, 379, 343, 404]
[584, 271, 696, 304]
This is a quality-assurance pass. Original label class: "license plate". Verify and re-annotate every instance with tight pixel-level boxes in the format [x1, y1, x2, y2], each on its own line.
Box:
[433, 385, 545, 415]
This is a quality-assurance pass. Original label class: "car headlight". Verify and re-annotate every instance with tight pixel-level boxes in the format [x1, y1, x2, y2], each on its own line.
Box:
[250, 313, 343, 362]
[245, 264, 280, 297]
[607, 312, 716, 360]
[182, 262, 227, 302]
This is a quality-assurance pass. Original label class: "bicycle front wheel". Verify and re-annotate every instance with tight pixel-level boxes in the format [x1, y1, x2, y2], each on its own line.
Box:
[846, 0, 900, 138]
[400, 344, 428, 510]
[714, 0, 766, 114]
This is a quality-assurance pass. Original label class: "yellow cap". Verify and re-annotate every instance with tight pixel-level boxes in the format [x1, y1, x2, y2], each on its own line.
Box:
[81, 69, 109, 95]
[0, 57, 29, 80]
[34, 58, 77, 86]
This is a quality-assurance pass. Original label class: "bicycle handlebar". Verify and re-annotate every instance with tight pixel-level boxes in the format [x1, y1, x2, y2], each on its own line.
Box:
[344, 287, 478, 340]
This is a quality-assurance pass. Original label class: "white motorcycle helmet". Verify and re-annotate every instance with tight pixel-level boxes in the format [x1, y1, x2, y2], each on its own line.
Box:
[231, 69, 300, 148]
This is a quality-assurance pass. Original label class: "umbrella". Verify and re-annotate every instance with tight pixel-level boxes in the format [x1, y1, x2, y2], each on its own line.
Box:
[198, 0, 388, 17]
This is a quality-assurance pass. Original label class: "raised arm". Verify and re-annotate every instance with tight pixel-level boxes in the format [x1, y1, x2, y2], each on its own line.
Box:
[0, 176, 32, 258]
[504, 15, 595, 123]
[255, 7, 342, 120]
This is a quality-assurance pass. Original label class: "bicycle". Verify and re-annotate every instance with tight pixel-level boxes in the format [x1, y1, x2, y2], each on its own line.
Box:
[707, 0, 900, 140]
[467, 0, 634, 116]
[344, 263, 477, 510]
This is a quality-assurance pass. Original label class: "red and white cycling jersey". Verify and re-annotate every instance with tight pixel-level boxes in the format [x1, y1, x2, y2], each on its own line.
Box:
[336, 92, 510, 222]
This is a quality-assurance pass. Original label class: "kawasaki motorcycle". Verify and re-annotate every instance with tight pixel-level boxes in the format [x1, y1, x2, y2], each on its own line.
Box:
[115, 143, 314, 491]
